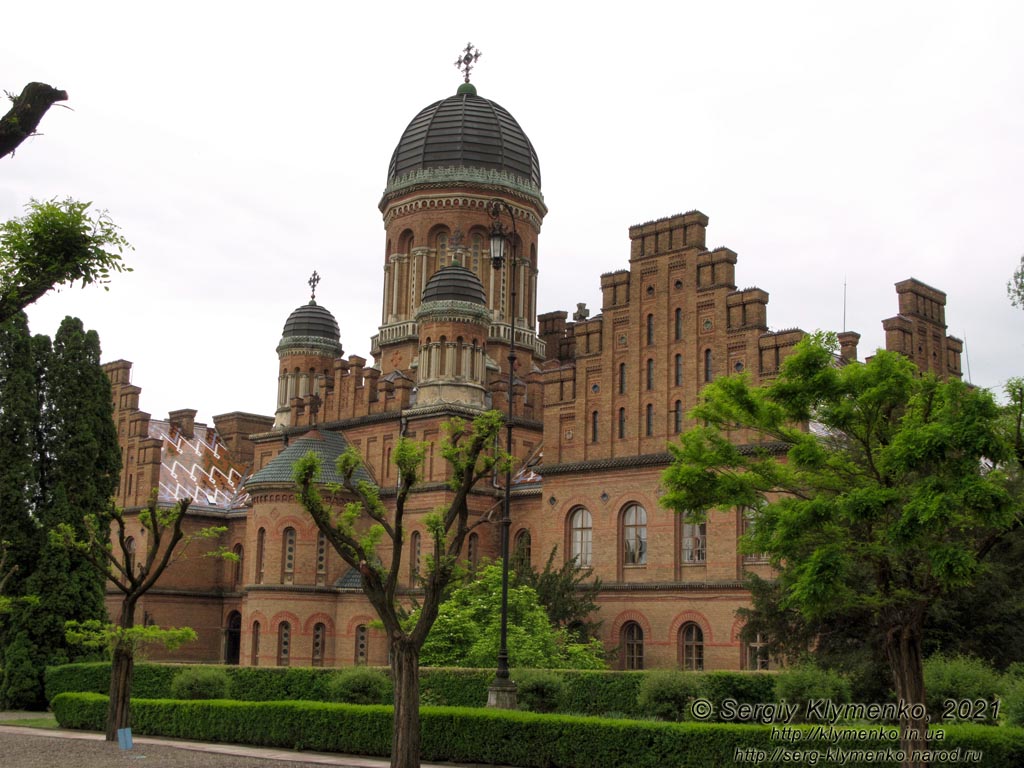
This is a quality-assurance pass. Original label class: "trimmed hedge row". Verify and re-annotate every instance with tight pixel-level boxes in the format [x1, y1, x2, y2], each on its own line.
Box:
[45, 663, 772, 716]
[52, 693, 1024, 768]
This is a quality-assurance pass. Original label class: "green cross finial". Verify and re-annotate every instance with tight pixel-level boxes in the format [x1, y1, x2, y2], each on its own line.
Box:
[308, 270, 320, 301]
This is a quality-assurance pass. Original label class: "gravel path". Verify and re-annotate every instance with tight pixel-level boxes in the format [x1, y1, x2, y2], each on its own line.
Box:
[0, 727, 398, 768]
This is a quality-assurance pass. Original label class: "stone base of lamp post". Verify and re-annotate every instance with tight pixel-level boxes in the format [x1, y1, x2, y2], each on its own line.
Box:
[486, 678, 518, 710]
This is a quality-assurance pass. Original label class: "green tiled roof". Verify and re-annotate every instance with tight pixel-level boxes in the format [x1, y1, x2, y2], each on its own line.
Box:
[246, 430, 374, 488]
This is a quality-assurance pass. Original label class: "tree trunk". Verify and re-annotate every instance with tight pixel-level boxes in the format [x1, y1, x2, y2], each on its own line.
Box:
[390, 639, 421, 768]
[0, 83, 68, 160]
[105, 637, 134, 741]
[884, 619, 928, 768]
[106, 599, 137, 741]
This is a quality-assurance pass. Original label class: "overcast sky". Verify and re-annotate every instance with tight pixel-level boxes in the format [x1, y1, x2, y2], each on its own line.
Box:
[7, 1, 1023, 424]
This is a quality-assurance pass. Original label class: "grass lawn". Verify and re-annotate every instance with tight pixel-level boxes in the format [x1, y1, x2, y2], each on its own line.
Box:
[0, 714, 59, 729]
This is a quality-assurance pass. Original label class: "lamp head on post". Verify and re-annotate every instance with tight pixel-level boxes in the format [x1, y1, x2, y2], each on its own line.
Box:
[489, 198, 514, 270]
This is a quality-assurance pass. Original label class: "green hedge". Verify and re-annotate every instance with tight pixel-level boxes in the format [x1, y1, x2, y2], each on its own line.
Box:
[52, 693, 1024, 768]
[45, 662, 772, 717]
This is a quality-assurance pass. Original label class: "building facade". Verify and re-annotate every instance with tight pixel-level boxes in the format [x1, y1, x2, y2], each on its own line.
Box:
[103, 73, 963, 671]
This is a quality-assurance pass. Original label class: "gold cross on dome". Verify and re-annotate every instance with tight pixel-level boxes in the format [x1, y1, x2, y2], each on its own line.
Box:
[308, 270, 321, 301]
[454, 43, 481, 83]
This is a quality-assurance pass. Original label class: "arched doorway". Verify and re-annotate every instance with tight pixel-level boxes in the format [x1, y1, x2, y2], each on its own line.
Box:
[224, 611, 242, 665]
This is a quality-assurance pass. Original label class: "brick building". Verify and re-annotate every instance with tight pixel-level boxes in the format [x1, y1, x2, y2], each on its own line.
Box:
[103, 73, 963, 671]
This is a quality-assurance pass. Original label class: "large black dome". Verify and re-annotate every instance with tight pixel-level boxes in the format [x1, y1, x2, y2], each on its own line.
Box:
[421, 264, 487, 305]
[387, 83, 541, 189]
[281, 301, 341, 341]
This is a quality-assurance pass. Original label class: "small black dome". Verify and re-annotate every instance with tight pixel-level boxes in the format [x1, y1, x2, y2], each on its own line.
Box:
[282, 301, 340, 340]
[388, 85, 541, 188]
[421, 265, 486, 305]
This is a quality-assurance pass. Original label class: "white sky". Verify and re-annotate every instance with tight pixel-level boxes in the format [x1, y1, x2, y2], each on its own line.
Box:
[7, 1, 1023, 424]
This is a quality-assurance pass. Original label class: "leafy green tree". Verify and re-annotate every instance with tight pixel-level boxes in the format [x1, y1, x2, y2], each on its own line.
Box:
[514, 545, 602, 640]
[294, 412, 505, 768]
[662, 334, 1017, 765]
[54, 494, 229, 740]
[0, 198, 131, 323]
[1009, 255, 1024, 309]
[417, 564, 606, 669]
[0, 82, 67, 160]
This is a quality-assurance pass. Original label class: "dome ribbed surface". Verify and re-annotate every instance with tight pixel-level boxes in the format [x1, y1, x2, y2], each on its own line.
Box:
[421, 265, 487, 305]
[388, 90, 541, 188]
[282, 301, 340, 340]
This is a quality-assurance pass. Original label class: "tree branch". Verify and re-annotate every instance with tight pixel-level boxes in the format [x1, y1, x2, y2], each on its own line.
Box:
[1, 83, 68, 159]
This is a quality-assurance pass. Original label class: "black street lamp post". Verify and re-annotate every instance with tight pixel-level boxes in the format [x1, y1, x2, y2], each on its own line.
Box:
[486, 197, 518, 709]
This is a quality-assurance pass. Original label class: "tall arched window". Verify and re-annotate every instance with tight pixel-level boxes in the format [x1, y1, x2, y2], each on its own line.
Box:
[514, 529, 532, 569]
[682, 522, 707, 563]
[622, 622, 644, 670]
[255, 528, 266, 584]
[570, 508, 593, 567]
[355, 624, 368, 664]
[704, 349, 713, 383]
[277, 621, 291, 666]
[618, 408, 626, 439]
[680, 623, 704, 671]
[591, 411, 599, 443]
[312, 622, 326, 667]
[316, 531, 327, 585]
[645, 404, 654, 437]
[281, 527, 296, 583]
[410, 531, 421, 586]
[438, 336, 447, 376]
[675, 354, 683, 387]
[437, 232, 449, 265]
[646, 359, 654, 390]
[619, 363, 626, 394]
[232, 544, 244, 588]
[467, 532, 479, 570]
[744, 632, 770, 670]
[674, 400, 683, 434]
[622, 504, 647, 565]
[251, 621, 261, 666]
[675, 308, 683, 341]
[471, 234, 483, 274]
[646, 314, 654, 345]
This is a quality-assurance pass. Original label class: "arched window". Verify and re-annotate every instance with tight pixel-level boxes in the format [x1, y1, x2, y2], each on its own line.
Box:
[741, 509, 770, 564]
[675, 354, 683, 387]
[618, 408, 626, 439]
[622, 622, 644, 670]
[675, 308, 683, 341]
[591, 411, 599, 443]
[680, 622, 704, 671]
[646, 359, 654, 390]
[125, 536, 136, 575]
[467, 532, 479, 570]
[471, 233, 483, 274]
[438, 336, 447, 376]
[622, 504, 647, 565]
[277, 621, 291, 667]
[455, 336, 464, 377]
[619, 363, 626, 394]
[570, 508, 593, 567]
[316, 532, 327, 585]
[682, 521, 707, 563]
[646, 314, 654, 345]
[251, 621, 261, 666]
[744, 632, 770, 670]
[704, 349, 713, 383]
[233, 544, 244, 587]
[256, 528, 266, 584]
[514, 529, 531, 569]
[410, 531, 422, 586]
[312, 622, 326, 667]
[355, 624, 368, 664]
[674, 400, 683, 434]
[281, 527, 296, 583]
[437, 232, 449, 265]
[645, 404, 654, 437]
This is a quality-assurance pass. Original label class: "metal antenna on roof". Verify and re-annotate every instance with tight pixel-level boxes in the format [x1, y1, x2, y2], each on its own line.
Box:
[308, 270, 321, 302]
[454, 43, 481, 83]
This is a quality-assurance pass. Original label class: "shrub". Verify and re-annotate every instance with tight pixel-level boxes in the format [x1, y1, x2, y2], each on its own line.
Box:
[515, 670, 564, 713]
[1002, 679, 1024, 727]
[701, 671, 775, 720]
[774, 664, 850, 722]
[924, 655, 1002, 724]
[170, 667, 230, 700]
[418, 668, 492, 707]
[325, 667, 392, 705]
[637, 671, 703, 721]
